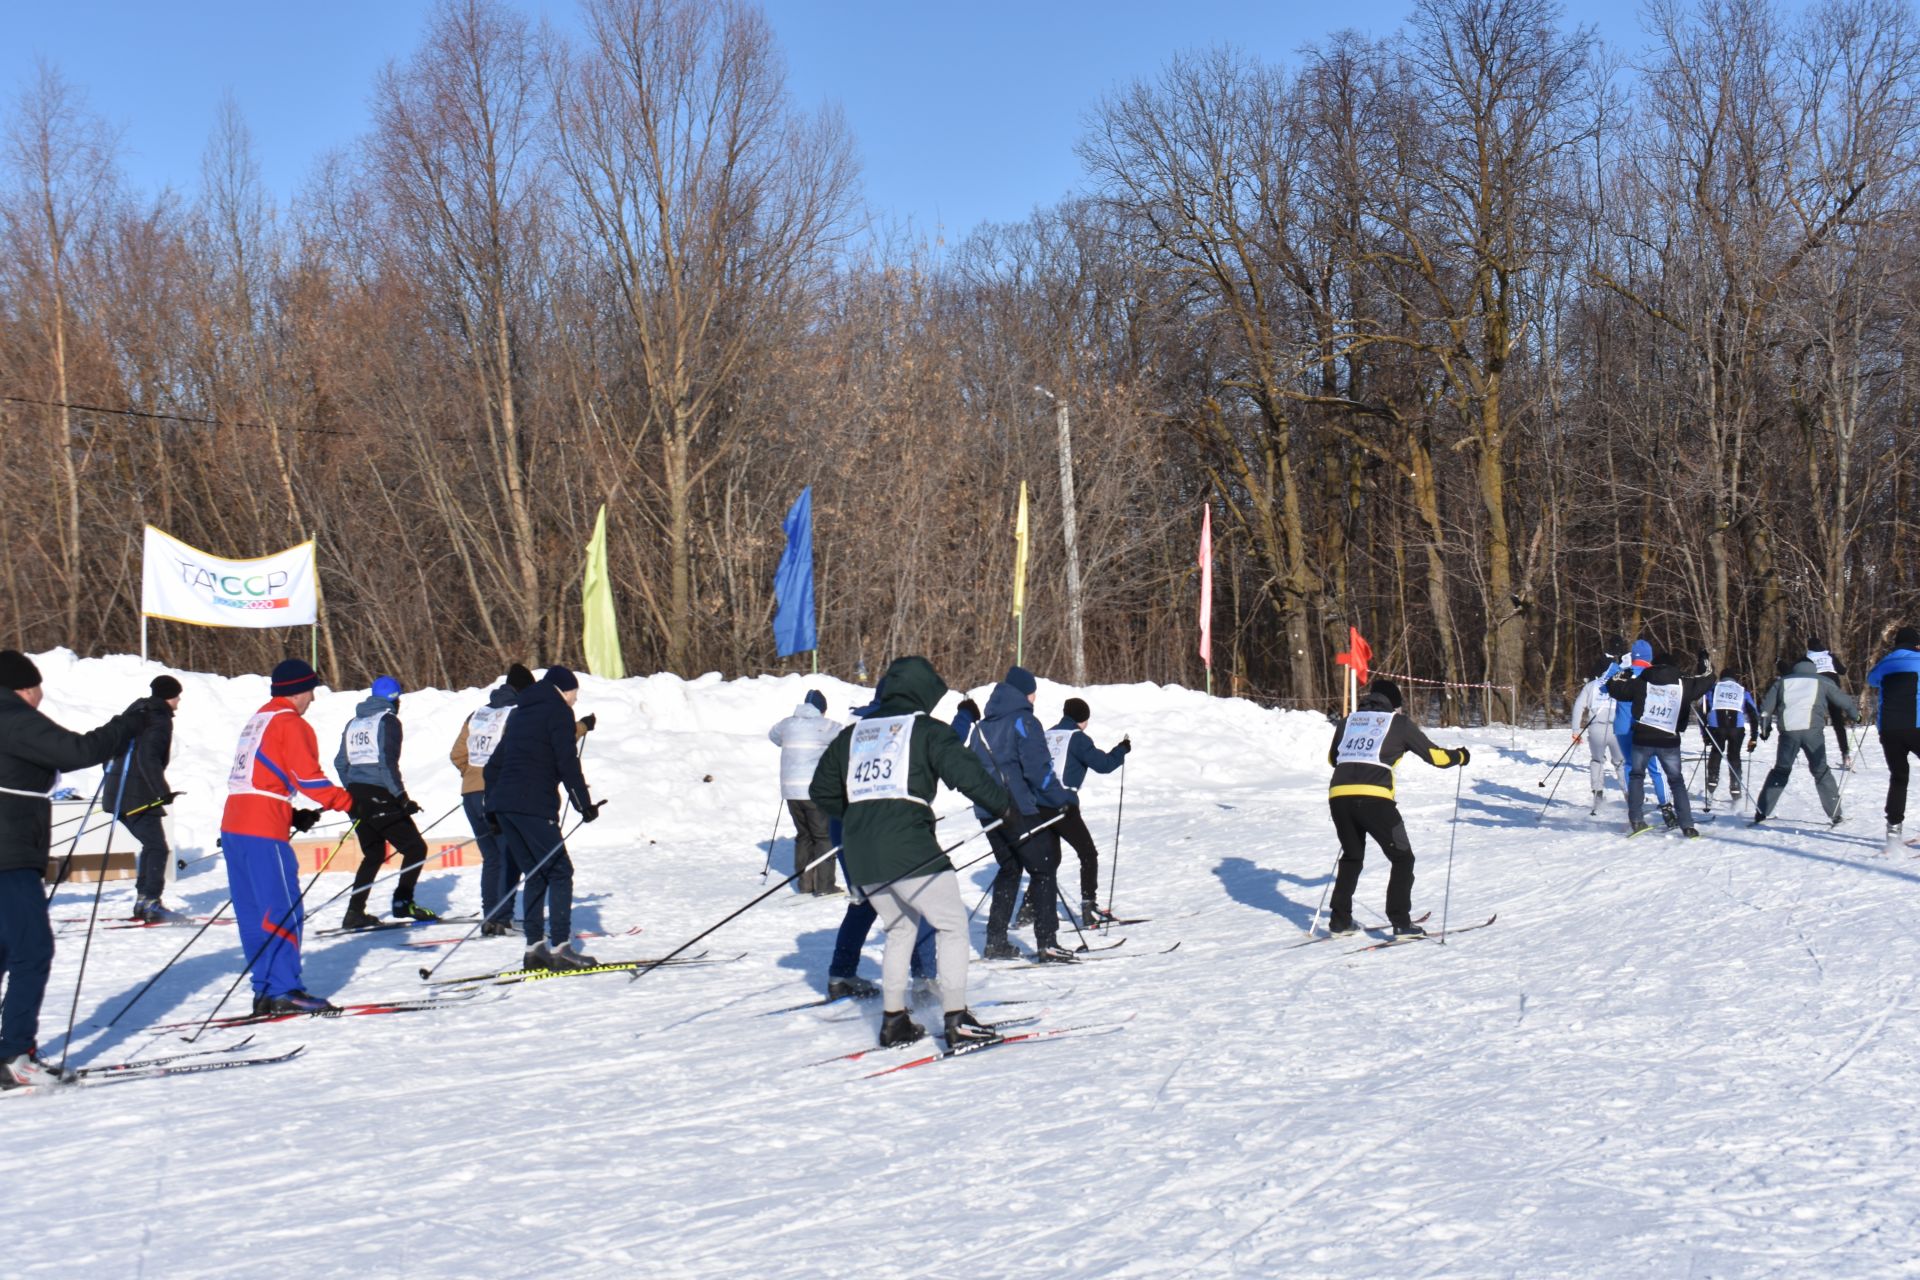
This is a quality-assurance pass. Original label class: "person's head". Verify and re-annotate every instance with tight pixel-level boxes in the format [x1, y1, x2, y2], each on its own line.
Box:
[805, 689, 827, 714]
[0, 650, 43, 709]
[1004, 665, 1038, 705]
[1807, 636, 1826, 653]
[1604, 635, 1625, 659]
[1063, 696, 1090, 727]
[543, 665, 580, 707]
[150, 673, 183, 710]
[1630, 639, 1653, 667]
[505, 663, 535, 692]
[1896, 626, 1920, 651]
[1777, 657, 1795, 677]
[1368, 677, 1405, 710]
[371, 675, 402, 708]
[271, 659, 321, 715]
[1719, 667, 1740, 684]
[1652, 650, 1675, 669]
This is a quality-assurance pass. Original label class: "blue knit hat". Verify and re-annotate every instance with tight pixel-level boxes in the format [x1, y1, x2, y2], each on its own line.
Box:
[270, 658, 319, 696]
[542, 665, 579, 692]
[1003, 665, 1037, 696]
[372, 675, 402, 701]
[1629, 640, 1653, 667]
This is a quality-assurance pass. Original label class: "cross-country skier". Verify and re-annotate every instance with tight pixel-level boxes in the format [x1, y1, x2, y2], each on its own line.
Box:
[335, 676, 436, 929]
[220, 658, 356, 1015]
[451, 663, 534, 936]
[1606, 641, 1673, 822]
[1696, 669, 1760, 811]
[1046, 697, 1131, 924]
[1570, 669, 1622, 814]
[103, 673, 185, 922]
[1806, 637, 1855, 769]
[769, 690, 842, 895]
[1867, 626, 1920, 851]
[1325, 677, 1469, 937]
[1608, 650, 1715, 837]
[809, 656, 1014, 1048]
[0, 651, 148, 1088]
[973, 666, 1078, 963]
[483, 665, 603, 971]
[1752, 655, 1860, 826]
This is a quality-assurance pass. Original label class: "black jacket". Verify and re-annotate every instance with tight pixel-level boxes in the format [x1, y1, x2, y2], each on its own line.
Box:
[483, 681, 591, 821]
[0, 689, 143, 873]
[1608, 658, 1714, 747]
[1327, 691, 1461, 801]
[104, 696, 173, 816]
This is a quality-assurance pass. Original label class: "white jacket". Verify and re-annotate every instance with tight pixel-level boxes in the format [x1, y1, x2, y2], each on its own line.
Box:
[1571, 677, 1614, 735]
[768, 703, 842, 800]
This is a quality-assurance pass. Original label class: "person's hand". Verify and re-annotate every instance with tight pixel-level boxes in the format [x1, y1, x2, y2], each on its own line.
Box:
[402, 796, 423, 816]
[997, 804, 1020, 828]
[1453, 747, 1472, 767]
[578, 713, 597, 732]
[1118, 736, 1133, 755]
[1572, 733, 1582, 745]
[290, 808, 322, 833]
[328, 792, 356, 813]
[578, 799, 602, 824]
[485, 812, 502, 835]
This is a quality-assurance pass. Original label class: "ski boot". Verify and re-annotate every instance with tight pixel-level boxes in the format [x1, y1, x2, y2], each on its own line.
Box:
[1627, 821, 1654, 838]
[1082, 900, 1117, 927]
[252, 993, 273, 1017]
[1889, 823, 1905, 855]
[480, 919, 513, 938]
[340, 907, 381, 931]
[265, 990, 338, 1015]
[1830, 810, 1846, 827]
[1589, 790, 1603, 816]
[981, 939, 1020, 961]
[1327, 915, 1359, 936]
[1033, 942, 1079, 965]
[391, 901, 440, 922]
[523, 941, 554, 970]
[944, 1009, 1003, 1047]
[878, 1009, 926, 1048]
[1660, 803, 1680, 830]
[1, 1052, 76, 1089]
[1682, 827, 1701, 839]
[828, 975, 880, 1001]
[1391, 921, 1428, 940]
[547, 941, 599, 970]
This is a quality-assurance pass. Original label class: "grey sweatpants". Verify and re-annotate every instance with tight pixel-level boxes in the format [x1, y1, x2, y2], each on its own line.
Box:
[862, 870, 969, 1014]
[1587, 732, 1623, 793]
[1756, 729, 1842, 821]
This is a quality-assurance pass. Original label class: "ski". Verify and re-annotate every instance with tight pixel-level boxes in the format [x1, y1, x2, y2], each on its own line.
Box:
[78, 1046, 307, 1088]
[1347, 913, 1499, 954]
[982, 938, 1126, 966]
[1091, 916, 1150, 927]
[74, 1036, 259, 1077]
[96, 916, 231, 931]
[312, 915, 478, 939]
[403, 924, 643, 949]
[809, 1016, 1045, 1067]
[429, 951, 732, 988]
[862, 1017, 1135, 1079]
[145, 990, 482, 1032]
[996, 940, 1180, 971]
[1289, 912, 1430, 950]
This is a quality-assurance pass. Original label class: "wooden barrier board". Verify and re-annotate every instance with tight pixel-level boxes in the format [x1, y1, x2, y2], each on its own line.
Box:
[291, 837, 480, 875]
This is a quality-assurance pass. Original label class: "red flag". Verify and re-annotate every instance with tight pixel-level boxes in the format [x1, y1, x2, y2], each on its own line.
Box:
[1197, 507, 1213, 669]
[1335, 626, 1371, 685]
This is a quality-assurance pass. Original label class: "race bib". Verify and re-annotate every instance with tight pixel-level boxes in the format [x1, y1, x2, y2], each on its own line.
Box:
[227, 710, 286, 795]
[1639, 683, 1683, 734]
[848, 714, 921, 805]
[1045, 729, 1075, 783]
[1808, 650, 1836, 673]
[344, 712, 387, 766]
[1336, 711, 1394, 766]
[1711, 680, 1745, 713]
[466, 706, 512, 767]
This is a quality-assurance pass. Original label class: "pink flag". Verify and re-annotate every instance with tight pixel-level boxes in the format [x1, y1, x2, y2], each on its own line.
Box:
[1198, 506, 1213, 669]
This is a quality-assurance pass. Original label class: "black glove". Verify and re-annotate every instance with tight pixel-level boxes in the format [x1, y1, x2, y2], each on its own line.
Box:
[290, 808, 322, 833]
[402, 796, 422, 816]
[485, 812, 502, 835]
[1453, 747, 1472, 767]
[958, 698, 982, 720]
[578, 713, 597, 732]
[997, 804, 1020, 828]
[1117, 736, 1132, 756]
[578, 799, 602, 823]
[162, 790, 184, 807]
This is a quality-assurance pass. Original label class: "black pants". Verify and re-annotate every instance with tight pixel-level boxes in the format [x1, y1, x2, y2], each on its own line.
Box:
[347, 785, 426, 915]
[1885, 728, 1920, 826]
[986, 809, 1062, 948]
[497, 811, 573, 946]
[1328, 795, 1416, 928]
[787, 799, 836, 894]
[0, 867, 54, 1059]
[1701, 728, 1746, 795]
[1057, 805, 1101, 903]
[119, 809, 171, 900]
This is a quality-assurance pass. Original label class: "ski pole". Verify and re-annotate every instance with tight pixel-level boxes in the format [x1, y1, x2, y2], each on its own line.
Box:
[760, 800, 784, 881]
[416, 813, 591, 981]
[313, 795, 468, 918]
[1440, 764, 1465, 944]
[1051, 878, 1093, 952]
[1537, 731, 1582, 787]
[1833, 719, 1867, 818]
[180, 817, 361, 1043]
[1105, 759, 1127, 919]
[1536, 746, 1574, 821]
[98, 897, 234, 1034]
[176, 848, 222, 872]
[1305, 846, 1344, 937]
[44, 766, 112, 906]
[55, 740, 135, 1073]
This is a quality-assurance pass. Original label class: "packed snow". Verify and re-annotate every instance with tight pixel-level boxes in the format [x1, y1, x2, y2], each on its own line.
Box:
[7, 649, 1918, 1278]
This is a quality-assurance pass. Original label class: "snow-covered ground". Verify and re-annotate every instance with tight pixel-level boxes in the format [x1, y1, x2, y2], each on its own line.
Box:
[8, 650, 1919, 1278]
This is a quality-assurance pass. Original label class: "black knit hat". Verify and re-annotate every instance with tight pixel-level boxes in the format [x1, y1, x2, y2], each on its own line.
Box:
[0, 649, 42, 691]
[1063, 697, 1090, 723]
[1807, 636, 1826, 652]
[505, 663, 536, 691]
[542, 665, 579, 692]
[1368, 677, 1404, 709]
[270, 658, 320, 697]
[1896, 626, 1920, 649]
[150, 674, 183, 700]
[805, 689, 827, 713]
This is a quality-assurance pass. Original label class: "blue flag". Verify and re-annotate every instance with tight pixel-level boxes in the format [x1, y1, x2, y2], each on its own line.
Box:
[773, 487, 817, 658]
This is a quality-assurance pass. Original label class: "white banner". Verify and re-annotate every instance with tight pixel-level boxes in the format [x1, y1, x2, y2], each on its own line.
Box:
[141, 525, 318, 628]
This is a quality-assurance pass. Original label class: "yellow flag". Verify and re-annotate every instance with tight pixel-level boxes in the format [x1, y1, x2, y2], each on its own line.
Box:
[582, 503, 626, 679]
[1012, 481, 1029, 618]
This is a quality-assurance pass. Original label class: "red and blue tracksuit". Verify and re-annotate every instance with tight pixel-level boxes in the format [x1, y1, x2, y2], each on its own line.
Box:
[219, 698, 353, 998]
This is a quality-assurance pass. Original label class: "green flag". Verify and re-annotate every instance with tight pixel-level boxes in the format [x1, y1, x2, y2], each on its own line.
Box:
[582, 503, 625, 679]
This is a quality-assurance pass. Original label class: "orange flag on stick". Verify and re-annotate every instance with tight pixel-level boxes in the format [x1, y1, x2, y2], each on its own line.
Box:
[1334, 626, 1371, 685]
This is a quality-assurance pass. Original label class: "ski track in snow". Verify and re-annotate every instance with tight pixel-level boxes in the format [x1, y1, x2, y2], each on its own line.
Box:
[9, 649, 1920, 1278]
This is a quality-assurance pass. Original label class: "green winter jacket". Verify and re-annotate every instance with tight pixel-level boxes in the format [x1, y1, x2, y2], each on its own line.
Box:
[810, 656, 1011, 888]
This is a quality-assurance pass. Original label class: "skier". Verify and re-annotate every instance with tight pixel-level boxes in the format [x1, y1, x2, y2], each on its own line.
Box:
[1752, 654, 1860, 827]
[809, 655, 1014, 1048]
[1325, 677, 1468, 937]
[769, 690, 842, 895]
[1607, 641, 1674, 824]
[335, 676, 436, 929]
[451, 663, 534, 936]
[1866, 626, 1920, 851]
[1570, 669, 1622, 815]
[220, 658, 356, 1015]
[483, 665, 603, 971]
[1696, 668, 1760, 811]
[1806, 637, 1855, 770]
[0, 651, 148, 1087]
[1608, 650, 1714, 837]
[973, 666, 1078, 963]
[1046, 697, 1131, 923]
[103, 673, 186, 922]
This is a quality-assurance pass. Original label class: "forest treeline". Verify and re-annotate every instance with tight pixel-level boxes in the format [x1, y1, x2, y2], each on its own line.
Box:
[3, 0, 1917, 717]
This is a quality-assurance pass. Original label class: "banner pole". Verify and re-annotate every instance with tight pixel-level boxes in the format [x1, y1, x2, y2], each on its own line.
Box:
[141, 615, 149, 664]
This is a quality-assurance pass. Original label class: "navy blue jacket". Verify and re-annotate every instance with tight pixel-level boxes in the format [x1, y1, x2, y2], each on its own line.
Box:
[1048, 716, 1129, 791]
[1869, 647, 1920, 732]
[970, 681, 1074, 817]
[483, 681, 591, 820]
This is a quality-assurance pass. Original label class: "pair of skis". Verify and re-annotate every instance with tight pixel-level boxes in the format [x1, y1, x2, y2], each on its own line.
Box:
[6, 1039, 307, 1094]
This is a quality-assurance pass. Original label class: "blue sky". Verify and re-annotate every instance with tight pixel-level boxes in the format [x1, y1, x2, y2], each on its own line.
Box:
[3, 1, 1649, 241]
